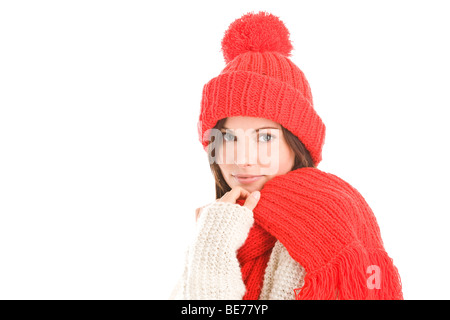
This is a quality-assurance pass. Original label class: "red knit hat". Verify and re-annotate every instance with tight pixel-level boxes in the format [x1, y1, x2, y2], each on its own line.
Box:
[197, 11, 326, 165]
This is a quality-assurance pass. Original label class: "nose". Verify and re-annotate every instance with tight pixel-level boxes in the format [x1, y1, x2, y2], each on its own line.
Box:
[234, 136, 258, 166]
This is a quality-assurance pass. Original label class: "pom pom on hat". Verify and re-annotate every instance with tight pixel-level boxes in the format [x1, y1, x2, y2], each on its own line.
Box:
[221, 11, 294, 64]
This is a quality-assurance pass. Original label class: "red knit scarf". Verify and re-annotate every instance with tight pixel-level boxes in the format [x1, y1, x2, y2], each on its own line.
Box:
[236, 167, 403, 300]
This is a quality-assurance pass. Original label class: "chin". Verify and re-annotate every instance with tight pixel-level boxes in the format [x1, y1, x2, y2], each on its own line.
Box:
[242, 181, 266, 193]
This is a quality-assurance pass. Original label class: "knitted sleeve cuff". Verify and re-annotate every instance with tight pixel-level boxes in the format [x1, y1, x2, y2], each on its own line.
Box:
[184, 201, 254, 299]
[195, 201, 254, 249]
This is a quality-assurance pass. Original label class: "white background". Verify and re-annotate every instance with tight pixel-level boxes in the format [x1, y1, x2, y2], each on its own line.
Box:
[1, 0, 449, 300]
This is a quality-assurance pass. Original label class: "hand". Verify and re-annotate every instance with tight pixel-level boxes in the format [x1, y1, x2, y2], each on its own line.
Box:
[195, 187, 260, 221]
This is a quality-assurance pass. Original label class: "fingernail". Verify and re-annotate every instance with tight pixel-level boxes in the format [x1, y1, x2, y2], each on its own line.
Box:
[252, 191, 260, 200]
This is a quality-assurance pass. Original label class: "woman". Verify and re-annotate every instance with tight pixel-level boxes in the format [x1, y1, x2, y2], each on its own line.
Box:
[170, 11, 403, 300]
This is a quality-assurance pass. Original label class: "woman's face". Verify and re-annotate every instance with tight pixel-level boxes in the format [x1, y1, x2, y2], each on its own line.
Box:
[216, 116, 295, 193]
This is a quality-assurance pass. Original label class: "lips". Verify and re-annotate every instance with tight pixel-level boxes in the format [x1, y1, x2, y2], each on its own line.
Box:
[232, 174, 264, 184]
[232, 174, 263, 178]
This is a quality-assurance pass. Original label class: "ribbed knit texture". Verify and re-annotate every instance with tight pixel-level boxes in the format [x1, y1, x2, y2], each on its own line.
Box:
[237, 167, 403, 300]
[236, 223, 276, 299]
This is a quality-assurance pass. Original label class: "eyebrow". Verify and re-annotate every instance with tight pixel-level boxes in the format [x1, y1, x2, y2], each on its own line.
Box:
[221, 126, 279, 133]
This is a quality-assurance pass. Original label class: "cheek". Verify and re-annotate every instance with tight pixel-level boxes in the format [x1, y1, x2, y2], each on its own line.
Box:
[218, 163, 233, 180]
[218, 163, 231, 174]
[276, 144, 295, 174]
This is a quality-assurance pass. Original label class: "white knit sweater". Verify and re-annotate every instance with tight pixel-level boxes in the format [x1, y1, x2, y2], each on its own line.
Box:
[169, 201, 305, 300]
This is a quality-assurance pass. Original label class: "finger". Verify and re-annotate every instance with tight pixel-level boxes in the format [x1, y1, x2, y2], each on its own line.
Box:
[219, 186, 250, 203]
[243, 191, 260, 211]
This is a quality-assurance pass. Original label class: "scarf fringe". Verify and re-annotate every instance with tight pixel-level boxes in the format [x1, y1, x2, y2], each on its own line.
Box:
[295, 241, 403, 300]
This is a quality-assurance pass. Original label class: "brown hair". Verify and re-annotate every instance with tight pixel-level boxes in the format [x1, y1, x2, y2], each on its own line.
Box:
[207, 118, 315, 199]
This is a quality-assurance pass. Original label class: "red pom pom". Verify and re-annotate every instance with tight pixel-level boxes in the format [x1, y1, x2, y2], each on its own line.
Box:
[221, 11, 293, 64]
